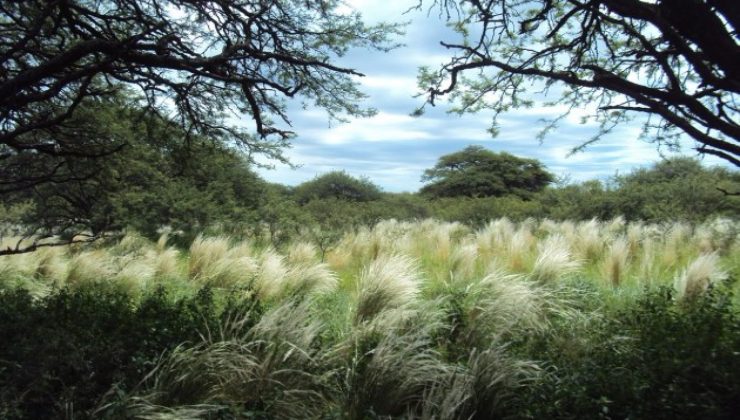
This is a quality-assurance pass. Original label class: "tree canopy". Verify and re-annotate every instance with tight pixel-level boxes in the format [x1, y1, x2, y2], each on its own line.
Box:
[293, 171, 383, 204]
[420, 146, 554, 198]
[0, 0, 398, 189]
[419, 0, 740, 165]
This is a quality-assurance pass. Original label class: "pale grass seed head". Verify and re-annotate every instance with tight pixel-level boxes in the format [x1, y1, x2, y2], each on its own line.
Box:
[529, 234, 581, 284]
[114, 258, 156, 295]
[573, 219, 604, 261]
[355, 254, 421, 324]
[601, 236, 630, 286]
[449, 242, 479, 282]
[254, 248, 290, 300]
[188, 235, 230, 279]
[280, 262, 338, 298]
[505, 226, 534, 273]
[286, 241, 319, 265]
[149, 247, 183, 281]
[188, 236, 257, 288]
[473, 269, 554, 337]
[66, 250, 116, 286]
[674, 253, 728, 300]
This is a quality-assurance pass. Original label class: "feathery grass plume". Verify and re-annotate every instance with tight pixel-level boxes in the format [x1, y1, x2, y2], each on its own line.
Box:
[601, 236, 630, 286]
[336, 325, 451, 418]
[33, 246, 68, 284]
[572, 219, 605, 262]
[354, 254, 421, 324]
[506, 225, 534, 273]
[65, 250, 116, 287]
[430, 221, 469, 261]
[419, 345, 540, 420]
[121, 300, 327, 419]
[281, 262, 338, 298]
[661, 222, 692, 268]
[449, 242, 479, 282]
[674, 253, 728, 300]
[187, 235, 230, 279]
[636, 235, 658, 284]
[476, 218, 515, 256]
[529, 234, 581, 284]
[110, 232, 153, 257]
[113, 257, 156, 295]
[695, 218, 739, 255]
[188, 236, 257, 288]
[254, 248, 290, 300]
[149, 247, 183, 281]
[536, 218, 560, 236]
[466, 269, 556, 344]
[626, 222, 646, 256]
[555, 220, 577, 240]
[606, 215, 626, 235]
[287, 241, 319, 265]
[463, 346, 540, 418]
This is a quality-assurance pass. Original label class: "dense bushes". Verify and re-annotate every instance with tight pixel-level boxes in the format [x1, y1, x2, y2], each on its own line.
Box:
[512, 282, 740, 419]
[0, 285, 261, 419]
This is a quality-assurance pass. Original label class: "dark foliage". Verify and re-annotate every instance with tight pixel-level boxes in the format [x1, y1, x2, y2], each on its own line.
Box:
[0, 285, 261, 419]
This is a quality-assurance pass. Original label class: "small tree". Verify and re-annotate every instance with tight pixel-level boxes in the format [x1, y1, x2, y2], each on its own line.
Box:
[293, 171, 383, 204]
[420, 146, 554, 198]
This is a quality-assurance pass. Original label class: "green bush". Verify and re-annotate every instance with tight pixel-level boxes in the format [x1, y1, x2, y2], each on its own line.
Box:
[513, 281, 740, 419]
[0, 284, 261, 419]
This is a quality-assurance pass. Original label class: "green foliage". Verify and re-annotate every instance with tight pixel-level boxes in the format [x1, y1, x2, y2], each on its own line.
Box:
[513, 282, 740, 419]
[7, 98, 267, 245]
[612, 157, 740, 222]
[421, 146, 554, 199]
[293, 171, 382, 204]
[0, 284, 261, 419]
[538, 180, 617, 221]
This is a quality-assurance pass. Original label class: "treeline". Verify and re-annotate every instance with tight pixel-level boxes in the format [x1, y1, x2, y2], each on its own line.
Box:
[1, 99, 737, 249]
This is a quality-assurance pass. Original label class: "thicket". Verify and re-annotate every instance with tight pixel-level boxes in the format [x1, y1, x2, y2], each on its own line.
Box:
[1, 217, 738, 418]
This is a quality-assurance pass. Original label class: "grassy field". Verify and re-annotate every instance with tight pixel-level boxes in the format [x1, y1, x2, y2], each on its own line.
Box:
[1, 217, 739, 419]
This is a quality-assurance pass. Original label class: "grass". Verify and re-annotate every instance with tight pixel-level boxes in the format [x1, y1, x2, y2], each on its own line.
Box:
[0, 217, 738, 418]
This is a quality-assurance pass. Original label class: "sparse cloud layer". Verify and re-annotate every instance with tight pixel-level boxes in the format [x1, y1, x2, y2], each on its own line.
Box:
[257, 0, 730, 192]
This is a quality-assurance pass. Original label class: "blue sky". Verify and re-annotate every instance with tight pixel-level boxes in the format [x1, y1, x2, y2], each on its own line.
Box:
[256, 0, 729, 193]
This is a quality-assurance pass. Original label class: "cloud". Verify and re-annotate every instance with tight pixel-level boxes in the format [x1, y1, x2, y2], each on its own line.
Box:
[257, 0, 733, 193]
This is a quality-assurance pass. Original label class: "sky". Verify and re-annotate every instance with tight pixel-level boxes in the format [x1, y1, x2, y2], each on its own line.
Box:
[255, 0, 729, 193]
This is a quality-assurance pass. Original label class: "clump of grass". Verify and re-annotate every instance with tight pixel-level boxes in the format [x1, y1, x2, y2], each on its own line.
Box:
[529, 234, 581, 283]
[287, 241, 319, 265]
[674, 253, 728, 300]
[336, 323, 450, 418]
[449, 243, 479, 282]
[572, 219, 605, 262]
[188, 236, 257, 288]
[122, 299, 326, 419]
[601, 236, 630, 286]
[66, 250, 116, 287]
[506, 226, 534, 272]
[463, 269, 561, 346]
[355, 254, 421, 324]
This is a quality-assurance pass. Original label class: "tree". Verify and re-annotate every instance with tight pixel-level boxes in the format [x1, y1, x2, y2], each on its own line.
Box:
[418, 0, 740, 165]
[420, 145, 554, 198]
[293, 171, 383, 204]
[612, 157, 740, 221]
[0, 0, 398, 189]
[1, 98, 268, 254]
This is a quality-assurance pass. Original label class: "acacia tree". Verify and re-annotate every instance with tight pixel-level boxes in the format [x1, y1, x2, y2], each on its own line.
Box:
[0, 0, 397, 189]
[0, 0, 397, 254]
[421, 145, 553, 198]
[418, 0, 740, 165]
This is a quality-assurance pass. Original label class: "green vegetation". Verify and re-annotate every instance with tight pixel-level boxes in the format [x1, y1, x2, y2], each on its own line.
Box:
[1, 2, 738, 418]
[1, 218, 738, 418]
[421, 146, 554, 199]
